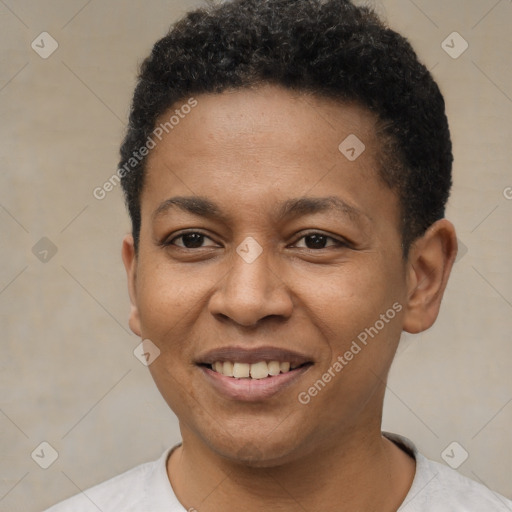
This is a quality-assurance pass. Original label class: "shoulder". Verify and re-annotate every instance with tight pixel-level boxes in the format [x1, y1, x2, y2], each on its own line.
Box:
[384, 433, 512, 512]
[404, 453, 512, 511]
[43, 447, 183, 512]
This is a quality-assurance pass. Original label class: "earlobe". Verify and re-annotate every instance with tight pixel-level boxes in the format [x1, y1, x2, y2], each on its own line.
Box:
[402, 219, 458, 334]
[121, 234, 142, 337]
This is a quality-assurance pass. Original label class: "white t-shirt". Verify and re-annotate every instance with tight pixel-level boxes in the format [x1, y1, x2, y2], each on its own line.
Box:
[43, 432, 512, 511]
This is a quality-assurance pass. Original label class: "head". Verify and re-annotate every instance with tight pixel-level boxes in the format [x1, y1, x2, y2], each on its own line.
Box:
[120, 0, 453, 255]
[120, 0, 457, 465]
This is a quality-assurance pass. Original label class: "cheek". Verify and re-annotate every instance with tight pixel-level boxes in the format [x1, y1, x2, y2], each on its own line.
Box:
[293, 259, 394, 336]
[293, 257, 404, 394]
[296, 287, 403, 428]
[135, 261, 209, 409]
[137, 274, 184, 335]
[134, 255, 229, 381]
[136, 255, 206, 331]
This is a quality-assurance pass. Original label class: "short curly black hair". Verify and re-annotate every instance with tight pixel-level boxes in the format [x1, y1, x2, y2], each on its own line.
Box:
[119, 0, 452, 254]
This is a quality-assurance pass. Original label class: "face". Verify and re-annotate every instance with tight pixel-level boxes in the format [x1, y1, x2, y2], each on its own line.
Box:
[123, 85, 416, 466]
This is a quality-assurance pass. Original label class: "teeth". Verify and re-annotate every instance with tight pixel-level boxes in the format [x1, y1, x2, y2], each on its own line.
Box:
[233, 362, 250, 378]
[211, 360, 299, 378]
[223, 361, 234, 377]
[268, 361, 281, 376]
[250, 361, 269, 379]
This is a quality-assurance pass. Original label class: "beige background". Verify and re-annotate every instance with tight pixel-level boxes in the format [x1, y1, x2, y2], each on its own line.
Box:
[0, 0, 511, 510]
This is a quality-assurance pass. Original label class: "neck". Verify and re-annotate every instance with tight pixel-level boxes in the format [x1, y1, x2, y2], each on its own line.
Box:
[167, 424, 415, 512]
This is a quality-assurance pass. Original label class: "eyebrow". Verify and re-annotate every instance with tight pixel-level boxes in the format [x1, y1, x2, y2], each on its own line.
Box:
[153, 196, 229, 223]
[277, 196, 370, 224]
[152, 195, 370, 225]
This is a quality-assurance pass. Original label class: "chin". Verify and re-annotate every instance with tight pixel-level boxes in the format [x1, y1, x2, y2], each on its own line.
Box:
[200, 424, 308, 468]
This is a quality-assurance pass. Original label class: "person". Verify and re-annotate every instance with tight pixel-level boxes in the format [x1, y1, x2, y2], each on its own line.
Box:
[44, 0, 512, 510]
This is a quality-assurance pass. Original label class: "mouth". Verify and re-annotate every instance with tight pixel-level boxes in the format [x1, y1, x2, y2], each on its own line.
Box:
[196, 346, 314, 400]
[201, 360, 311, 379]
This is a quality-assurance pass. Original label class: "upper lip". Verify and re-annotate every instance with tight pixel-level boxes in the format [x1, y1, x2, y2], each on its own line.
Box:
[196, 346, 313, 366]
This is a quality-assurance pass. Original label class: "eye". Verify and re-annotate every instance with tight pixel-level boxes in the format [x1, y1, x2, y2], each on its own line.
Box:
[293, 232, 348, 250]
[164, 231, 348, 250]
[166, 231, 218, 249]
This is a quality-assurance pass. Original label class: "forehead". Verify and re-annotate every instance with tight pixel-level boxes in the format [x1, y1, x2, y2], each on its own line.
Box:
[150, 85, 381, 163]
[141, 84, 398, 230]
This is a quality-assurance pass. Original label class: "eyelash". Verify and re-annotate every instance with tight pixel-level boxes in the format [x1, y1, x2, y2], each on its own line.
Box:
[164, 230, 349, 250]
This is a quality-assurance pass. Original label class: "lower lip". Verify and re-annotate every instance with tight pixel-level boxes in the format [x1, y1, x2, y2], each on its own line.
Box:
[200, 365, 311, 402]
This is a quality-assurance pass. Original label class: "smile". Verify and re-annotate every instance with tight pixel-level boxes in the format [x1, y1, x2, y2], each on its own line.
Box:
[196, 346, 313, 401]
[209, 360, 306, 379]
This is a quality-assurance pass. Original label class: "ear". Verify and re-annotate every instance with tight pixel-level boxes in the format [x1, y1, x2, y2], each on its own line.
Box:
[122, 234, 142, 337]
[402, 219, 458, 334]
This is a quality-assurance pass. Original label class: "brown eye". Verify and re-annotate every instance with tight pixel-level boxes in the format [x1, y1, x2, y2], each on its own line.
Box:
[294, 232, 346, 250]
[168, 232, 217, 249]
[304, 234, 329, 249]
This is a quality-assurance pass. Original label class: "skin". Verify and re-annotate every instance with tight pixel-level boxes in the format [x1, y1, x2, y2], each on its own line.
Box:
[122, 84, 457, 511]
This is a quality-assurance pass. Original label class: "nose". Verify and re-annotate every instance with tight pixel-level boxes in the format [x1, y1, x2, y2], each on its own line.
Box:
[208, 247, 293, 327]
